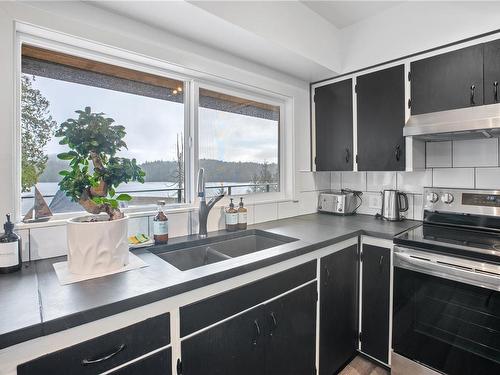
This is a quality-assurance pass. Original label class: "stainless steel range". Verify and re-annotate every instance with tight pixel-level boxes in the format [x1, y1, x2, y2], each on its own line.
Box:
[392, 188, 500, 375]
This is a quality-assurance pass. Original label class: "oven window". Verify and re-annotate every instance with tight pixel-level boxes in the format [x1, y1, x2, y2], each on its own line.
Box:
[393, 268, 500, 375]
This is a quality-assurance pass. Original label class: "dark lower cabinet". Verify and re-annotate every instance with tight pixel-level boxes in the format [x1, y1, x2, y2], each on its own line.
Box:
[264, 282, 317, 375]
[181, 306, 264, 375]
[410, 44, 484, 114]
[110, 349, 171, 375]
[17, 313, 170, 375]
[356, 65, 405, 171]
[314, 79, 353, 171]
[181, 282, 317, 375]
[360, 245, 391, 364]
[484, 39, 500, 105]
[319, 245, 359, 375]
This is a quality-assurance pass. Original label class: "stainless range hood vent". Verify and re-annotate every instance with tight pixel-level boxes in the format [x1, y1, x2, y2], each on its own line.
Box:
[404, 103, 500, 141]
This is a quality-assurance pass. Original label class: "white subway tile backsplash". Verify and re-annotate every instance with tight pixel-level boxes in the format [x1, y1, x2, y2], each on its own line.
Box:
[315, 172, 331, 191]
[297, 172, 315, 192]
[254, 202, 278, 223]
[432, 168, 474, 188]
[298, 191, 319, 215]
[357, 192, 381, 216]
[30, 225, 67, 260]
[475, 167, 500, 189]
[453, 139, 498, 167]
[366, 172, 396, 192]
[278, 201, 299, 219]
[426, 141, 452, 168]
[331, 172, 342, 191]
[342, 172, 366, 191]
[413, 195, 424, 221]
[397, 170, 432, 194]
[128, 217, 149, 237]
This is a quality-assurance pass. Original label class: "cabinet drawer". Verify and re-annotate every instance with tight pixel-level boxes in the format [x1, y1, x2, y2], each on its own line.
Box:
[109, 348, 172, 375]
[18, 313, 170, 375]
[180, 260, 316, 336]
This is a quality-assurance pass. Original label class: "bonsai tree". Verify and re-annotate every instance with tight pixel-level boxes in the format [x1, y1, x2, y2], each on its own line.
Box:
[56, 107, 145, 220]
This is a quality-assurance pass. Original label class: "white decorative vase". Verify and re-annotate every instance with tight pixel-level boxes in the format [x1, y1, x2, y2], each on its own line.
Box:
[67, 215, 129, 275]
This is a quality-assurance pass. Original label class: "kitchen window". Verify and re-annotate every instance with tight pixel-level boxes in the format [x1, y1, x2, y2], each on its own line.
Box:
[19, 44, 284, 218]
[20, 45, 186, 216]
[198, 88, 280, 197]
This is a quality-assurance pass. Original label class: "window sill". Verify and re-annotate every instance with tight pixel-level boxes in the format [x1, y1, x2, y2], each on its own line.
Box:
[16, 196, 296, 230]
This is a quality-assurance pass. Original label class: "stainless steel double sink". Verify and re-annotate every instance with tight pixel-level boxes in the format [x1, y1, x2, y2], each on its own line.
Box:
[153, 230, 298, 271]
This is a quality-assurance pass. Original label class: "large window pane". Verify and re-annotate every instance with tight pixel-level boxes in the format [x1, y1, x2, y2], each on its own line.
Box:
[21, 46, 185, 216]
[198, 88, 280, 197]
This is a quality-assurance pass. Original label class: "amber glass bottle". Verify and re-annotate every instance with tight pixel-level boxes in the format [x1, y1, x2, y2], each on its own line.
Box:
[153, 200, 169, 244]
[237, 197, 247, 230]
[225, 198, 238, 231]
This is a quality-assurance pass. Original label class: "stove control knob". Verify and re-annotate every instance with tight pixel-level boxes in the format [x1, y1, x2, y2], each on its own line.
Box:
[441, 193, 454, 204]
[426, 192, 439, 203]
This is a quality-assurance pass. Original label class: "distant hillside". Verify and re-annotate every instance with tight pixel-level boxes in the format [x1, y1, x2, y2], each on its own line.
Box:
[39, 155, 278, 183]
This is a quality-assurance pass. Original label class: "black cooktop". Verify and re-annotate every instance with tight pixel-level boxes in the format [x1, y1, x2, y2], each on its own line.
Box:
[394, 224, 500, 264]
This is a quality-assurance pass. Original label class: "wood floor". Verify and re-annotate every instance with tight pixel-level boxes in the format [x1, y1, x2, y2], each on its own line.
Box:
[339, 356, 389, 375]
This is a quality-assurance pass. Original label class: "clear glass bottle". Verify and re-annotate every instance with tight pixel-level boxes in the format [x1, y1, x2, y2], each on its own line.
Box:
[225, 198, 238, 232]
[153, 200, 169, 245]
[238, 197, 247, 230]
[0, 214, 22, 273]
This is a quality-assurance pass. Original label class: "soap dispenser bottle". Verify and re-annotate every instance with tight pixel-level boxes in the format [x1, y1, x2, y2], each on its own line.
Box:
[0, 214, 22, 273]
[225, 198, 238, 232]
[237, 197, 247, 230]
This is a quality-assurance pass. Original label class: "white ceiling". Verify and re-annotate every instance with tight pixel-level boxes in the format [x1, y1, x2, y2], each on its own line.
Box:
[86, 1, 413, 82]
[301, 1, 402, 29]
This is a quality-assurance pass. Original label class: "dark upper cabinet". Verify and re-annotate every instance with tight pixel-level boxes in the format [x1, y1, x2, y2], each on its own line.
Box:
[314, 79, 353, 171]
[264, 282, 317, 375]
[319, 245, 358, 375]
[360, 244, 391, 364]
[181, 282, 317, 375]
[484, 39, 500, 105]
[411, 44, 484, 114]
[357, 65, 405, 171]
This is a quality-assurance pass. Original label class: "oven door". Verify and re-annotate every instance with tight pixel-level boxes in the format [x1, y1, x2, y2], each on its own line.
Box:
[393, 246, 500, 375]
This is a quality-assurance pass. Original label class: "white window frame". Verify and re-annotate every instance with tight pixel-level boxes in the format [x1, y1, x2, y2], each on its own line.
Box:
[14, 23, 290, 223]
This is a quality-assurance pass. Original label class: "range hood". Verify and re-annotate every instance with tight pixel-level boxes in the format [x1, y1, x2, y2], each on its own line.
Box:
[404, 103, 500, 141]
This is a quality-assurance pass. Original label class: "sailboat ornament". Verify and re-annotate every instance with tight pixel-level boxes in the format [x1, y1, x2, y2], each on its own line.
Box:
[23, 186, 52, 223]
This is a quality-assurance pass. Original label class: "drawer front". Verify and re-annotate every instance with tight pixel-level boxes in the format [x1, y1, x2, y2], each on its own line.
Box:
[18, 313, 170, 375]
[109, 348, 172, 375]
[180, 260, 316, 336]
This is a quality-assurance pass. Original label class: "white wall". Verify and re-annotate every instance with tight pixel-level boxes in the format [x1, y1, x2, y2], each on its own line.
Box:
[340, 1, 500, 73]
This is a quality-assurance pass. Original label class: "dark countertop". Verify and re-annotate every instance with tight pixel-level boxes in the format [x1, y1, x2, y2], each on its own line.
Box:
[0, 213, 420, 350]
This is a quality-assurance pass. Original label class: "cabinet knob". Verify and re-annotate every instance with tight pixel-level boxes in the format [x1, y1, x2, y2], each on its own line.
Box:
[395, 145, 401, 161]
[494, 81, 498, 103]
[345, 148, 350, 163]
[269, 312, 278, 336]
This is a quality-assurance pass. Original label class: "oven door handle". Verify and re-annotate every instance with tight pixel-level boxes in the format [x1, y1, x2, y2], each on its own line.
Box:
[394, 248, 500, 292]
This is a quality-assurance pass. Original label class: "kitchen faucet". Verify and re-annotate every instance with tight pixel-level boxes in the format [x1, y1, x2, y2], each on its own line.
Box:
[197, 168, 225, 237]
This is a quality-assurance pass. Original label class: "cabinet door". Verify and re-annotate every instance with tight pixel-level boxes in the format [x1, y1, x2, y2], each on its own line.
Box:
[484, 39, 500, 105]
[361, 244, 391, 364]
[411, 44, 484, 114]
[181, 306, 264, 375]
[357, 65, 405, 171]
[109, 349, 171, 375]
[319, 245, 358, 375]
[264, 282, 317, 375]
[314, 79, 353, 171]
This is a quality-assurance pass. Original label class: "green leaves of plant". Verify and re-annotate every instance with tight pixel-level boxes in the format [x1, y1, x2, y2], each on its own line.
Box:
[54, 106, 146, 217]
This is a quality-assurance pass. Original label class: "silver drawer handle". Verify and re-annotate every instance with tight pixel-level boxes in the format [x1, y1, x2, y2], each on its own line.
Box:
[81, 344, 126, 365]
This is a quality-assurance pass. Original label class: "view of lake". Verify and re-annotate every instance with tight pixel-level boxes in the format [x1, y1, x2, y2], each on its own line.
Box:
[21, 181, 269, 214]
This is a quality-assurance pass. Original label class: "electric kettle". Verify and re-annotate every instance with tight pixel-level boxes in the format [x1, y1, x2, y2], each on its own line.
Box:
[381, 190, 408, 221]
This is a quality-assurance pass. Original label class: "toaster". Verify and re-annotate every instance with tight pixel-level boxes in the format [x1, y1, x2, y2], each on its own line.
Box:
[318, 190, 362, 215]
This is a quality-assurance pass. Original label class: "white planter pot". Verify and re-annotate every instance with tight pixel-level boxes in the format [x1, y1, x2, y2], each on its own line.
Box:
[67, 215, 129, 275]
